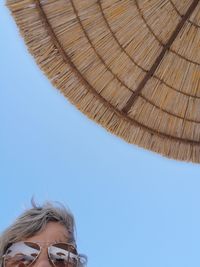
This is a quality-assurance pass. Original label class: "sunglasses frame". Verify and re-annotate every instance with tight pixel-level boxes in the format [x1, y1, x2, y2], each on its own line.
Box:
[2, 241, 82, 267]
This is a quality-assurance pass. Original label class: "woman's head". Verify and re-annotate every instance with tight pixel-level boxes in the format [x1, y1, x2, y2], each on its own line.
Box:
[0, 201, 87, 267]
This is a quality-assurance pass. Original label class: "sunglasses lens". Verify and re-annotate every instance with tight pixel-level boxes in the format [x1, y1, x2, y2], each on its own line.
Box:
[4, 242, 40, 267]
[48, 243, 78, 267]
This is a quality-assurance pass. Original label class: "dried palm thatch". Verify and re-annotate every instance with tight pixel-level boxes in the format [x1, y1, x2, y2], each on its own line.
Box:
[6, 0, 200, 163]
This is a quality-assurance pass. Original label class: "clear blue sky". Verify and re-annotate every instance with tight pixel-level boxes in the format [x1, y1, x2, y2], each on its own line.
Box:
[1, 2, 200, 267]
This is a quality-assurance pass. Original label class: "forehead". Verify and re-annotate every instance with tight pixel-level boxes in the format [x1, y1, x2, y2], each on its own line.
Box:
[24, 222, 70, 243]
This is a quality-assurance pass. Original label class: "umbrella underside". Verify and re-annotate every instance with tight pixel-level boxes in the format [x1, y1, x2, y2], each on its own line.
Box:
[7, 0, 200, 162]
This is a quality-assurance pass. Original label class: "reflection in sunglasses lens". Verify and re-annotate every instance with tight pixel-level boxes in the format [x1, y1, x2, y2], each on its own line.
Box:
[49, 244, 78, 267]
[4, 242, 40, 267]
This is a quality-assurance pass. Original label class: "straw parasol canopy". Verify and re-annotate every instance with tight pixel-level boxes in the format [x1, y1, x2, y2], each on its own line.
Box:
[7, 0, 200, 162]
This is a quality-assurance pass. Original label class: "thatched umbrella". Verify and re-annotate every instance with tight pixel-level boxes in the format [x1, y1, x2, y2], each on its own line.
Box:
[7, 0, 200, 163]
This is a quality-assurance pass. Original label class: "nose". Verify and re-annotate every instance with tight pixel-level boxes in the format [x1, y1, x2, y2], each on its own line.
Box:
[33, 251, 52, 267]
[33, 259, 52, 267]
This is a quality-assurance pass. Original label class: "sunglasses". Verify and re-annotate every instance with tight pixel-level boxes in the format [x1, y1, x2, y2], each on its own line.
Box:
[3, 241, 84, 267]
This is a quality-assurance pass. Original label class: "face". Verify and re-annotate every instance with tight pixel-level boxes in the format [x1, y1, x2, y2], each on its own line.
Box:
[4, 222, 78, 267]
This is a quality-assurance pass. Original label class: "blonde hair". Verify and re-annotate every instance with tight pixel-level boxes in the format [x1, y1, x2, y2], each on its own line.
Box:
[0, 201, 87, 267]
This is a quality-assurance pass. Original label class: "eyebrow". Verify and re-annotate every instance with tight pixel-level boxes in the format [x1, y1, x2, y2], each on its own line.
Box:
[54, 235, 75, 244]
